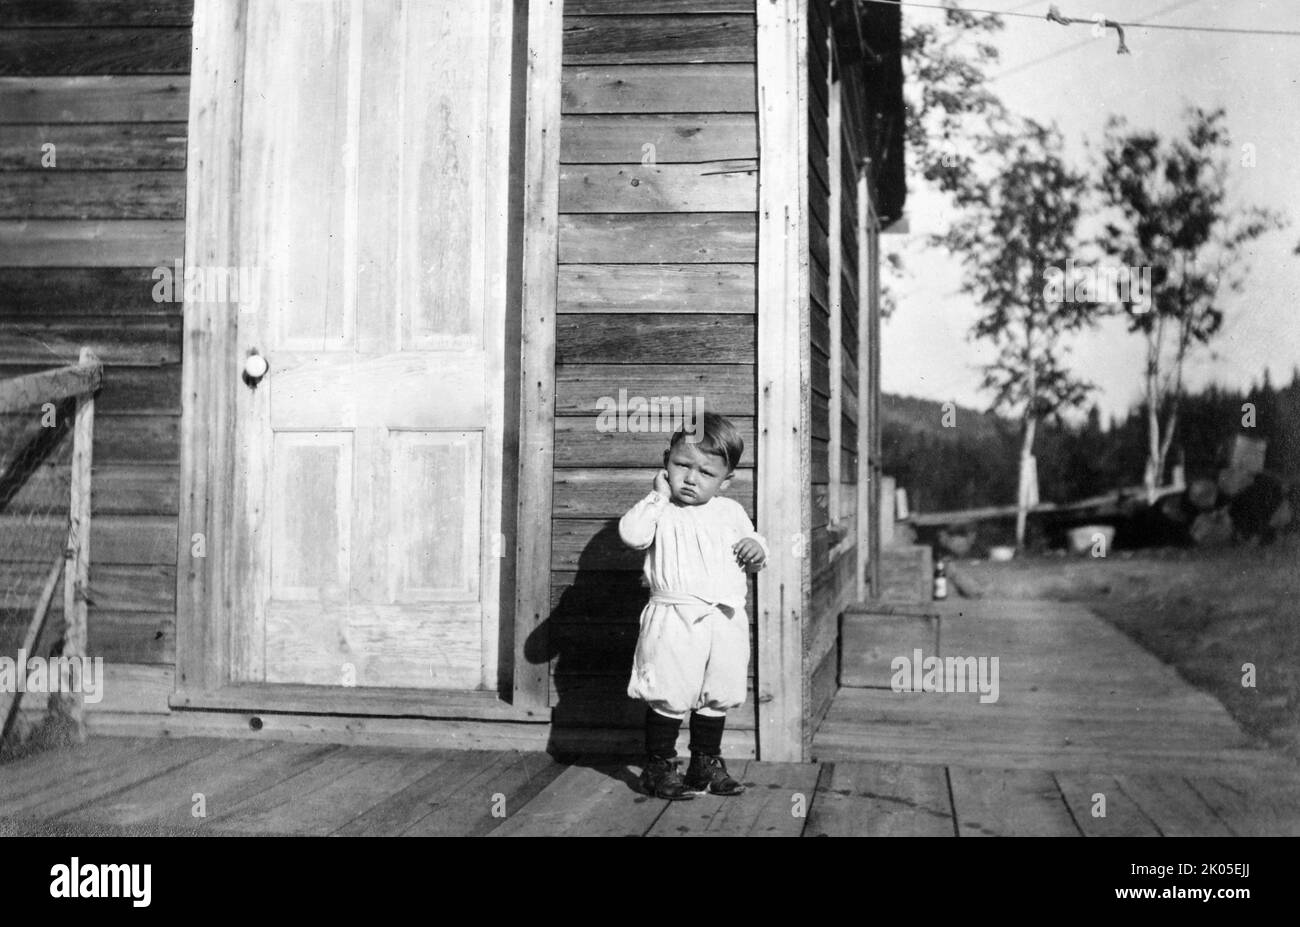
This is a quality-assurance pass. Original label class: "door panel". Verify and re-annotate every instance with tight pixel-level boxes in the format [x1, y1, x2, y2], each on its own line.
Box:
[231, 0, 509, 691]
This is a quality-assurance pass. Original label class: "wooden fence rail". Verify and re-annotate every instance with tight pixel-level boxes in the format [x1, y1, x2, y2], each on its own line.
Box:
[0, 347, 101, 745]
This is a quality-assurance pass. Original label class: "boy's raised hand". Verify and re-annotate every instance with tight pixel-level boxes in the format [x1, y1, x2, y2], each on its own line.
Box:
[653, 468, 671, 498]
[733, 538, 766, 571]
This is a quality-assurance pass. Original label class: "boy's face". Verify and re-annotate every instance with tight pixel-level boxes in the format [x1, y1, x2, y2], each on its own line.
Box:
[663, 441, 732, 506]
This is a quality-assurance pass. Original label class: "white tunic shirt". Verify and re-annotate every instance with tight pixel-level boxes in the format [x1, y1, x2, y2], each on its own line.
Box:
[618, 491, 767, 614]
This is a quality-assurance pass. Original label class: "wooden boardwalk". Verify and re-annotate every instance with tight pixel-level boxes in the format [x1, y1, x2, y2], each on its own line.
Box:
[3, 597, 1297, 836]
[3, 732, 1300, 836]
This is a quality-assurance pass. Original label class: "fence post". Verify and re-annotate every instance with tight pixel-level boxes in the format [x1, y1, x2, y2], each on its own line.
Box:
[58, 347, 97, 742]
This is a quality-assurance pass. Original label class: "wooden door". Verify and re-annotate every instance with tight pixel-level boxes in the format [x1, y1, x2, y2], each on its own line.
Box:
[230, 0, 512, 691]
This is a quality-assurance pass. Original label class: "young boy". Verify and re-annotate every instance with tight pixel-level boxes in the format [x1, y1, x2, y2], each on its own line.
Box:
[618, 412, 767, 800]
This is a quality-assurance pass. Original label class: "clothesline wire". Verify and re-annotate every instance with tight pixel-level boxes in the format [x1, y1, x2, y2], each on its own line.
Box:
[853, 0, 1300, 37]
[991, 0, 1205, 79]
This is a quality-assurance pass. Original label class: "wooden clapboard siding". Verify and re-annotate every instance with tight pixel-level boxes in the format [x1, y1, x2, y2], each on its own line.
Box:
[0, 123, 187, 169]
[0, 77, 189, 122]
[94, 415, 180, 464]
[565, 1, 756, 13]
[0, 365, 179, 414]
[558, 263, 755, 313]
[559, 213, 755, 262]
[564, 16, 755, 65]
[554, 417, 756, 467]
[0, 2, 193, 701]
[562, 64, 756, 113]
[555, 365, 755, 416]
[0, 170, 185, 219]
[0, 174, 178, 219]
[0, 267, 182, 315]
[553, 468, 754, 518]
[0, 30, 192, 76]
[0, 1, 193, 28]
[560, 114, 756, 163]
[556, 314, 754, 363]
[560, 160, 756, 212]
[0, 318, 180, 365]
[552, 5, 761, 732]
[805, 0, 860, 758]
[0, 220, 182, 265]
[3, 462, 178, 515]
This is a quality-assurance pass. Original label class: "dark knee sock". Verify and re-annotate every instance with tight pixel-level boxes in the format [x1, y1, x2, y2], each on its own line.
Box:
[688, 712, 726, 757]
[645, 708, 682, 760]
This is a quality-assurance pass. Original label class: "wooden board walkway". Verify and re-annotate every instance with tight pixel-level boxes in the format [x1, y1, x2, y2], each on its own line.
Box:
[3, 734, 1300, 836]
[820, 598, 1296, 778]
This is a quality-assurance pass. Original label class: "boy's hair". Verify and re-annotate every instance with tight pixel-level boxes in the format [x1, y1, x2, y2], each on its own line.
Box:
[668, 411, 744, 472]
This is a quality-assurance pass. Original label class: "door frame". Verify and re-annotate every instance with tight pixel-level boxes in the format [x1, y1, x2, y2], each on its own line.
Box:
[172, 0, 556, 722]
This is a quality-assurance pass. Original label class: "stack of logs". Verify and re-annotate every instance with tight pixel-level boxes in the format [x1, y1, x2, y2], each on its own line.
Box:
[1165, 436, 1293, 545]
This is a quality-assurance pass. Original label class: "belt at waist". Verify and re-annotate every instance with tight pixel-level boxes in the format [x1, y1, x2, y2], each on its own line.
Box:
[648, 592, 738, 621]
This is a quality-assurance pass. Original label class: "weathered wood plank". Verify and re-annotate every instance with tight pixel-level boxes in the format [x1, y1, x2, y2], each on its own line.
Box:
[204, 748, 396, 834]
[0, 220, 183, 266]
[222, 749, 463, 836]
[0, 76, 189, 122]
[0, 267, 180, 316]
[1113, 774, 1234, 837]
[0, 29, 192, 76]
[1184, 776, 1300, 837]
[557, 314, 754, 364]
[553, 415, 753, 467]
[947, 767, 1080, 837]
[88, 609, 175, 663]
[379, 751, 564, 837]
[563, 63, 755, 113]
[0, 318, 179, 365]
[328, 750, 497, 836]
[562, 113, 755, 163]
[0, 358, 100, 412]
[553, 467, 754, 518]
[566, 1, 755, 12]
[552, 517, 647, 571]
[6, 737, 223, 819]
[0, 514, 175, 564]
[0, 123, 186, 170]
[753, 0, 808, 762]
[6, 562, 174, 615]
[1055, 773, 1162, 837]
[1, 462, 179, 515]
[555, 364, 754, 416]
[0, 736, 158, 807]
[0, 362, 179, 413]
[0, 170, 185, 219]
[488, 762, 668, 837]
[0, 1, 194, 27]
[804, 762, 955, 837]
[340, 748, 564, 837]
[564, 16, 755, 65]
[560, 212, 755, 263]
[701, 761, 820, 835]
[560, 160, 755, 212]
[66, 738, 273, 827]
[558, 263, 754, 314]
[93, 414, 179, 463]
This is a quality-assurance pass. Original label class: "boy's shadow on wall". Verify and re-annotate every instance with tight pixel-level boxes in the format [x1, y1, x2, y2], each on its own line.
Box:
[523, 520, 647, 791]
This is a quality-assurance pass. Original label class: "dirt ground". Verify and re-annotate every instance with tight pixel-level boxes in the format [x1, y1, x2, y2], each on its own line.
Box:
[948, 536, 1300, 760]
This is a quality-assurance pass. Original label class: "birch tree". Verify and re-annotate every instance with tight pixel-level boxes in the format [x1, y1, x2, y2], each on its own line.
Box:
[936, 119, 1099, 548]
[1095, 107, 1287, 496]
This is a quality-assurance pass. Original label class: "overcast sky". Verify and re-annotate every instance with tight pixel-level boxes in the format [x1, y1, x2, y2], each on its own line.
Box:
[882, 0, 1300, 423]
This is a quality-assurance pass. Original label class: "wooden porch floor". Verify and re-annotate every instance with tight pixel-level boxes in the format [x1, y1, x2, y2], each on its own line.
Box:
[4, 597, 1298, 836]
[3, 731, 1300, 836]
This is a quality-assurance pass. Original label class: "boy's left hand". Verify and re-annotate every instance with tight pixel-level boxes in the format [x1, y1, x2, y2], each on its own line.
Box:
[733, 538, 766, 572]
